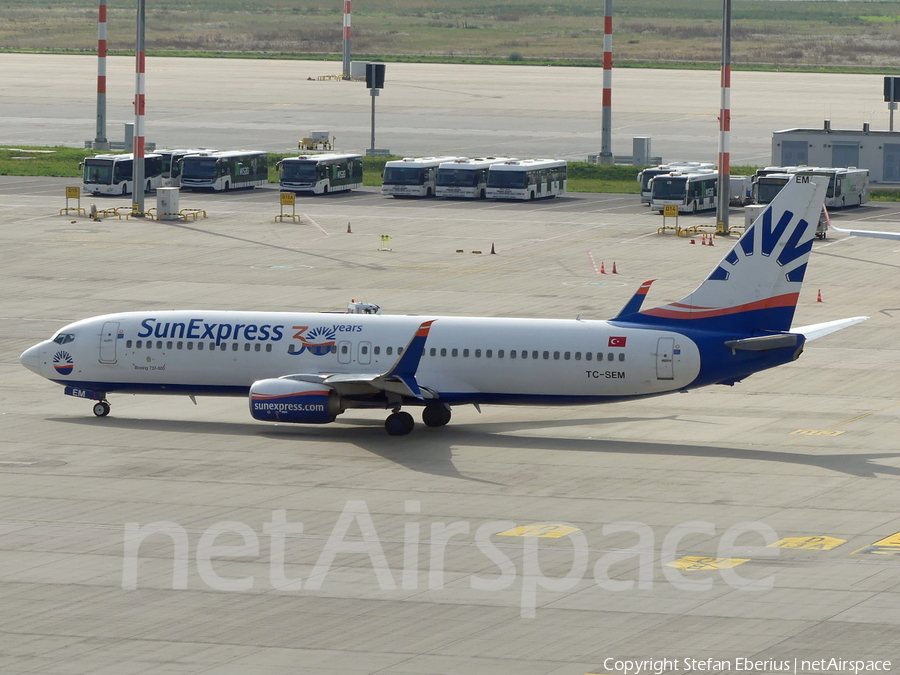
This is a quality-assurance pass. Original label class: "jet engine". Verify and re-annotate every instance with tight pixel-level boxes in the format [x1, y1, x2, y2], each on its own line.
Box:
[249, 378, 345, 424]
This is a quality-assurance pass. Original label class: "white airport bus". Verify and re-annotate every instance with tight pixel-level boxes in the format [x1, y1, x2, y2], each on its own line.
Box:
[649, 169, 718, 213]
[435, 157, 511, 199]
[381, 156, 465, 197]
[81, 153, 164, 196]
[753, 167, 868, 208]
[276, 153, 363, 194]
[180, 151, 268, 191]
[486, 159, 568, 200]
[638, 162, 714, 204]
[795, 167, 868, 208]
[156, 148, 217, 187]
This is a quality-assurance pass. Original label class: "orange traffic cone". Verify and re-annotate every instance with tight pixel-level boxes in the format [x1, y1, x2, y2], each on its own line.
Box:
[701, 233, 707, 245]
[816, 289, 823, 303]
[690, 238, 696, 244]
[347, 222, 352, 233]
[611, 261, 618, 274]
[599, 261, 606, 274]
[490, 242, 496, 254]
[708, 233, 715, 246]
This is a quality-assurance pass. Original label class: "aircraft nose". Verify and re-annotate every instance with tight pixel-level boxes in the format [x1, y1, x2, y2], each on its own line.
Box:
[19, 343, 43, 375]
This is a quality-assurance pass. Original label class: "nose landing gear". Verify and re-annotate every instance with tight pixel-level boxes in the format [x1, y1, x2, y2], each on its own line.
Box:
[92, 400, 111, 417]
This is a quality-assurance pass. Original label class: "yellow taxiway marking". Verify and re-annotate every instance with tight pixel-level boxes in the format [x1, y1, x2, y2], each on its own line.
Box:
[854, 532, 900, 556]
[789, 429, 846, 437]
[666, 556, 749, 571]
[497, 524, 581, 538]
[768, 536, 846, 551]
[782, 401, 900, 446]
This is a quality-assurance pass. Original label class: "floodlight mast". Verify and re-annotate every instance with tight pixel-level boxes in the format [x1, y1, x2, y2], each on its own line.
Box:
[93, 0, 108, 150]
[342, 0, 352, 79]
[599, 0, 613, 165]
[132, 0, 146, 215]
[716, 0, 732, 234]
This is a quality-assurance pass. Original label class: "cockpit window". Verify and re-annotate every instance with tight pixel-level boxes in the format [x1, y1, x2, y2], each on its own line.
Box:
[52, 333, 75, 344]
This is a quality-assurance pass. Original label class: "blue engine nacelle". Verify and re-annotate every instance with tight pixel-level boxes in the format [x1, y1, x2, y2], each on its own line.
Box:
[249, 378, 345, 424]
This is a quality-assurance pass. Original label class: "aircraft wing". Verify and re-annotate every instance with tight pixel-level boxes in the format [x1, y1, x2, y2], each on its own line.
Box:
[279, 320, 438, 399]
[792, 316, 869, 341]
[828, 223, 900, 240]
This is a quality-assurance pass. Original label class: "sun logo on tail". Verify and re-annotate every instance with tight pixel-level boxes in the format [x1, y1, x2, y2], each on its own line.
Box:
[53, 350, 74, 375]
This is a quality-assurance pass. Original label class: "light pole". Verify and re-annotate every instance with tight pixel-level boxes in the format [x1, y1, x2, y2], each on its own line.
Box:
[716, 0, 732, 235]
[132, 0, 146, 215]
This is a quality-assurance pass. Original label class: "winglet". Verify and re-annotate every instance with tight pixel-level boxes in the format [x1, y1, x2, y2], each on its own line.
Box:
[381, 319, 436, 399]
[613, 280, 656, 320]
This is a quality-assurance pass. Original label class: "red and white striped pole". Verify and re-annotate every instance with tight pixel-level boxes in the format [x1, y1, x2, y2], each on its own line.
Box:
[93, 0, 108, 150]
[716, 0, 732, 233]
[132, 0, 146, 214]
[600, 0, 613, 165]
[342, 0, 352, 79]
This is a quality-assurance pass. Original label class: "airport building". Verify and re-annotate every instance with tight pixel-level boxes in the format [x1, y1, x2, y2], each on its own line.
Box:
[772, 122, 900, 183]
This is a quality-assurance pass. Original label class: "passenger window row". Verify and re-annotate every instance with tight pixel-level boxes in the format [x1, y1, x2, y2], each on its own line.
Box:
[126, 339, 273, 353]
[123, 339, 624, 362]
[425, 348, 625, 362]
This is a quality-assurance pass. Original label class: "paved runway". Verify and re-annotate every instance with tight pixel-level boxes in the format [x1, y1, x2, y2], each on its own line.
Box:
[2, 177, 899, 674]
[0, 54, 894, 165]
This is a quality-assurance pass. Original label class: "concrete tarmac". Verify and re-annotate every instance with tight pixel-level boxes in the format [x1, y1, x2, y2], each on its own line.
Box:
[0, 54, 894, 164]
[1, 177, 899, 674]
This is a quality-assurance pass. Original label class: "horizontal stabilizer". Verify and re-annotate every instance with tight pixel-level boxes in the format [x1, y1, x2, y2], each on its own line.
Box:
[828, 224, 900, 241]
[792, 316, 869, 342]
[724, 334, 799, 352]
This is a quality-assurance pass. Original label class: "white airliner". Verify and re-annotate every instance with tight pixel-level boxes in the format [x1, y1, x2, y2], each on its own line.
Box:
[20, 175, 867, 436]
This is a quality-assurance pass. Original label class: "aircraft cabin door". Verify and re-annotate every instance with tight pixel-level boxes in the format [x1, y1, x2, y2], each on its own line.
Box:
[337, 341, 352, 365]
[656, 337, 674, 380]
[357, 341, 372, 365]
[99, 321, 119, 364]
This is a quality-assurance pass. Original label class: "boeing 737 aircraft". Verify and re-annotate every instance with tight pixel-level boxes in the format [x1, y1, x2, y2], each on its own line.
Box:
[20, 175, 867, 435]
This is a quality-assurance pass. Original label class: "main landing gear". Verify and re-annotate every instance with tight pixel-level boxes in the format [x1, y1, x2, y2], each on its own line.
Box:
[384, 403, 452, 436]
[422, 402, 451, 428]
[92, 400, 111, 417]
[385, 410, 415, 436]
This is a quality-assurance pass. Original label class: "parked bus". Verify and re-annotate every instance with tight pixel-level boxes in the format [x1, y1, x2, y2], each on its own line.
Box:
[435, 157, 511, 199]
[180, 150, 268, 191]
[795, 167, 868, 208]
[486, 159, 568, 200]
[649, 169, 718, 213]
[638, 162, 714, 204]
[753, 172, 797, 205]
[276, 153, 363, 194]
[156, 148, 217, 187]
[752, 167, 868, 208]
[81, 153, 163, 196]
[382, 156, 465, 197]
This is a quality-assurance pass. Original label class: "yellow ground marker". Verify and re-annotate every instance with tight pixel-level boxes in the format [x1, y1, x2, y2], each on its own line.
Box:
[768, 536, 845, 550]
[788, 429, 845, 437]
[497, 524, 581, 538]
[782, 401, 900, 446]
[666, 556, 749, 571]
[854, 532, 900, 556]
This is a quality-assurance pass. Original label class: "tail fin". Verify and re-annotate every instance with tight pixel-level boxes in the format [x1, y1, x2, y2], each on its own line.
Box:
[615, 175, 828, 334]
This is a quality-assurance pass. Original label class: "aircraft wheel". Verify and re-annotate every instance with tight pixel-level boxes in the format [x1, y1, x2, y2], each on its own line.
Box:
[385, 411, 415, 436]
[422, 403, 451, 428]
[92, 401, 110, 417]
